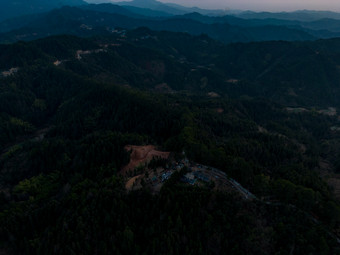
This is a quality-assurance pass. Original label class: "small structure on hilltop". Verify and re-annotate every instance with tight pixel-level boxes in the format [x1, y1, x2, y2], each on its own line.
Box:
[161, 171, 173, 182]
[181, 173, 196, 185]
[194, 171, 210, 182]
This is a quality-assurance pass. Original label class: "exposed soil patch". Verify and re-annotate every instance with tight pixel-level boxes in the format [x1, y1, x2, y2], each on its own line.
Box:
[207, 92, 220, 98]
[155, 83, 172, 93]
[125, 175, 142, 191]
[121, 145, 170, 174]
[285, 107, 308, 113]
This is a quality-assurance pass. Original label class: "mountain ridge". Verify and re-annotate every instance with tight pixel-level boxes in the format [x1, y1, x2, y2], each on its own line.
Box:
[0, 0, 87, 22]
[0, 5, 316, 44]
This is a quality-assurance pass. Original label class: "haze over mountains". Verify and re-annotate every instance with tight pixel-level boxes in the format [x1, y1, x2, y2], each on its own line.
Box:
[1, 0, 340, 44]
[3, 0, 340, 21]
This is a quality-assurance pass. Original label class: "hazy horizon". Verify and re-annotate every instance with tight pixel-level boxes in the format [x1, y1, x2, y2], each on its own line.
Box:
[98, 0, 340, 12]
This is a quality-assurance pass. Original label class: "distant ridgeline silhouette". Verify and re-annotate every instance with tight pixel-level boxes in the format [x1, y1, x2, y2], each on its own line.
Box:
[0, 0, 87, 21]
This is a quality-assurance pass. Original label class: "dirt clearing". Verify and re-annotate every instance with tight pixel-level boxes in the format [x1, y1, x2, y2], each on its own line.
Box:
[121, 145, 170, 174]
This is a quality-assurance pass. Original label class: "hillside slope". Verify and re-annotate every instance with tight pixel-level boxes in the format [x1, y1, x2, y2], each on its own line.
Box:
[1, 31, 340, 254]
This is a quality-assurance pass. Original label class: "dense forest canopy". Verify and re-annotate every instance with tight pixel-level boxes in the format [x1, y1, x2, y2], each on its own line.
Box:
[1, 26, 340, 254]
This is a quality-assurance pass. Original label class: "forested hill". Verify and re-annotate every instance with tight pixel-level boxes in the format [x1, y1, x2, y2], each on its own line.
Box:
[1, 30, 340, 254]
[1, 29, 340, 107]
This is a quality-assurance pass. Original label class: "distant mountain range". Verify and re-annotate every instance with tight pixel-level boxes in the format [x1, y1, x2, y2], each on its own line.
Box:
[0, 5, 316, 44]
[96, 0, 340, 21]
[3, 0, 340, 23]
[1, 0, 340, 44]
[236, 10, 340, 22]
[113, 0, 234, 16]
[0, 0, 87, 22]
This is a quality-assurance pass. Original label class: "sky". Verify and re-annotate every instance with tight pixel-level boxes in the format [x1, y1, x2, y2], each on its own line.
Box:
[105, 0, 340, 12]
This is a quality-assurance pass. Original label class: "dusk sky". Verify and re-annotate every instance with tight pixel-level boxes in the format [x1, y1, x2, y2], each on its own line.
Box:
[106, 0, 340, 11]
